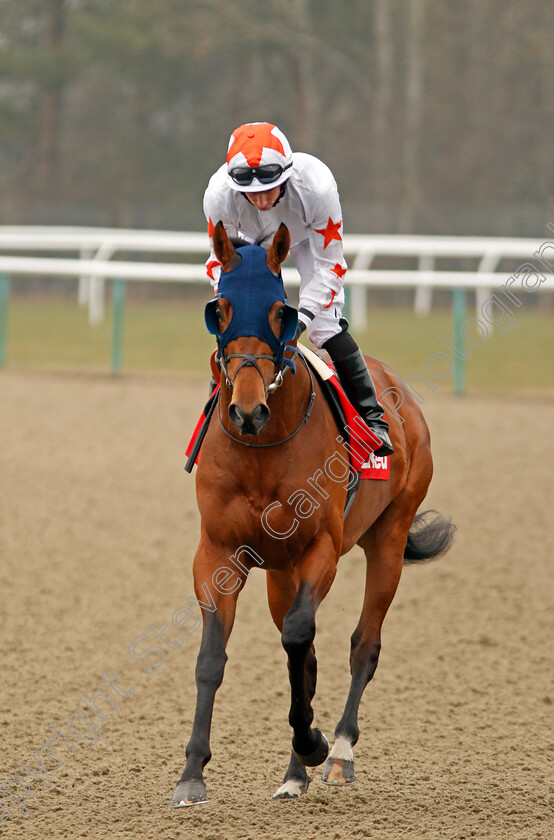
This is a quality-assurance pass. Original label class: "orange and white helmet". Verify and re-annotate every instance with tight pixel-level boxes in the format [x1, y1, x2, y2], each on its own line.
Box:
[226, 122, 293, 192]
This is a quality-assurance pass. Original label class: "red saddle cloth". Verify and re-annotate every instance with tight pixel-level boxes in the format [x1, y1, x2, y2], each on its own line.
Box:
[185, 377, 389, 481]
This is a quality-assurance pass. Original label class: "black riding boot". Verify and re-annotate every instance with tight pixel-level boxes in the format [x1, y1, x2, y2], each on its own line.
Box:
[323, 333, 394, 457]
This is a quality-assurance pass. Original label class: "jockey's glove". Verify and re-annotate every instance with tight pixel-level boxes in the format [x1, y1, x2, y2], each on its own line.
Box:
[295, 320, 307, 339]
[296, 307, 314, 339]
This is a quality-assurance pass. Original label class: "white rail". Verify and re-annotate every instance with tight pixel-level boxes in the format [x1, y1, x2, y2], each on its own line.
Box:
[0, 226, 551, 330]
[0, 225, 545, 255]
[1, 254, 553, 289]
[0, 226, 552, 387]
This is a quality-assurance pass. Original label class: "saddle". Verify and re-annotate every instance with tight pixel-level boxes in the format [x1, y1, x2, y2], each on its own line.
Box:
[295, 344, 389, 516]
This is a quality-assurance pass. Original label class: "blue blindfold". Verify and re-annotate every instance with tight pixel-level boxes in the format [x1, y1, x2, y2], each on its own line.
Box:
[205, 245, 298, 365]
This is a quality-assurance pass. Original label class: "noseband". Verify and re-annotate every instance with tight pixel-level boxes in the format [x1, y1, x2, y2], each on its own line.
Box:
[217, 348, 316, 449]
[217, 348, 291, 395]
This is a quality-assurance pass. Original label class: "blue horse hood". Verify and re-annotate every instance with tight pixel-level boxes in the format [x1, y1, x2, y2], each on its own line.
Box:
[204, 245, 298, 355]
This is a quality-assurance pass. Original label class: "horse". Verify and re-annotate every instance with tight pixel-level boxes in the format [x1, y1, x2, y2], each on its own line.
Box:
[172, 221, 455, 806]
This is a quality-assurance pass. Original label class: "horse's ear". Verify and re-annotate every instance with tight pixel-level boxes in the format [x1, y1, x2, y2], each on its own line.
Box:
[213, 221, 238, 272]
[266, 223, 290, 275]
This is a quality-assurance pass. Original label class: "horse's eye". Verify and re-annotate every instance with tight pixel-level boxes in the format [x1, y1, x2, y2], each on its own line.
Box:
[276, 306, 285, 320]
[215, 307, 223, 321]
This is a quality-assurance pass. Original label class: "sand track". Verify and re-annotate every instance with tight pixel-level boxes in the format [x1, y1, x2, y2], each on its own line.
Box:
[1, 371, 552, 839]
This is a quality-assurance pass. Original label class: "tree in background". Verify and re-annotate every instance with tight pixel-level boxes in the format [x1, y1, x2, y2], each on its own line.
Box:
[37, 0, 66, 194]
[0, 0, 551, 233]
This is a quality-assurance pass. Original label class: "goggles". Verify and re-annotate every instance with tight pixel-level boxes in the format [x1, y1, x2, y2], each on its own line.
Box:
[229, 162, 292, 187]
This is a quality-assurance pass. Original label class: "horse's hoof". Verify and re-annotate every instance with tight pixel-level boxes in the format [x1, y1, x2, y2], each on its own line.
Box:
[272, 777, 310, 800]
[321, 757, 356, 786]
[293, 729, 329, 767]
[171, 779, 208, 807]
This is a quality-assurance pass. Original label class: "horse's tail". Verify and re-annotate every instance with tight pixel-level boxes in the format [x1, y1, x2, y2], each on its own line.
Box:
[403, 510, 456, 564]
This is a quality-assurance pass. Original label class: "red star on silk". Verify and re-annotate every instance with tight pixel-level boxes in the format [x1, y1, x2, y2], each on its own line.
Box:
[331, 263, 347, 279]
[314, 217, 342, 249]
[206, 259, 220, 281]
[207, 217, 215, 238]
[227, 124, 285, 167]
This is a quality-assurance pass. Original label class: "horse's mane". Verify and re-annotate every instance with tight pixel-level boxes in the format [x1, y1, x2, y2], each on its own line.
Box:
[228, 229, 272, 250]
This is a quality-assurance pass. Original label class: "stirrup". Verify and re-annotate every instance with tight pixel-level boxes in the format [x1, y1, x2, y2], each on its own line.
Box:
[371, 429, 394, 458]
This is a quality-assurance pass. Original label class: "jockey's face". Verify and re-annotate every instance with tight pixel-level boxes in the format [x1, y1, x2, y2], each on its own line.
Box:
[246, 186, 281, 211]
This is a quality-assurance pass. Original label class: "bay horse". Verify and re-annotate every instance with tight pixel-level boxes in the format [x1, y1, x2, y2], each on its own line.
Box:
[172, 222, 454, 806]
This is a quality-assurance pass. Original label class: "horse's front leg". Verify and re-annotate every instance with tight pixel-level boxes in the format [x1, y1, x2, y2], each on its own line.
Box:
[265, 569, 315, 800]
[281, 538, 337, 772]
[171, 540, 244, 807]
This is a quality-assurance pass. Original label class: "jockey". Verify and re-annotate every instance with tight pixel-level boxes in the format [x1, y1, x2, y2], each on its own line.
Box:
[203, 122, 393, 457]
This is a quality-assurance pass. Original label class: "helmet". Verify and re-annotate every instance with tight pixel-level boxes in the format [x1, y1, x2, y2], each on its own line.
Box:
[226, 122, 293, 193]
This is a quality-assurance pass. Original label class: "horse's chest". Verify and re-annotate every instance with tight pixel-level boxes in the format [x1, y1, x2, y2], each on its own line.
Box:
[223, 480, 284, 528]
[200, 469, 337, 563]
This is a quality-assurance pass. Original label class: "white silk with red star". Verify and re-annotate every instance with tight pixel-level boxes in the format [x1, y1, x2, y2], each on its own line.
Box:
[203, 152, 349, 346]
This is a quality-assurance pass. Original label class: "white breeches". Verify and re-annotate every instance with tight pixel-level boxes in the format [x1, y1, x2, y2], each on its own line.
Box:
[304, 296, 346, 347]
[293, 240, 346, 348]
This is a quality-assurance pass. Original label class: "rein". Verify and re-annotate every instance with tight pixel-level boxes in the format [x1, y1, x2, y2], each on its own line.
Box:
[217, 350, 316, 449]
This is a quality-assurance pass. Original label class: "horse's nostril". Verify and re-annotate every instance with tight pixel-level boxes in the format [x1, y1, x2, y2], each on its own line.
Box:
[228, 403, 245, 427]
[251, 403, 270, 429]
[228, 402, 269, 434]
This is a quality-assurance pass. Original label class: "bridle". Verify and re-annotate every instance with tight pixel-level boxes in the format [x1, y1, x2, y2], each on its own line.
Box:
[216, 346, 316, 449]
[218, 348, 288, 395]
[212, 299, 298, 397]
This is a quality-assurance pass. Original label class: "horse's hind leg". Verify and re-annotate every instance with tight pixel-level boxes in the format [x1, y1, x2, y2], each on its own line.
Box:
[322, 497, 416, 785]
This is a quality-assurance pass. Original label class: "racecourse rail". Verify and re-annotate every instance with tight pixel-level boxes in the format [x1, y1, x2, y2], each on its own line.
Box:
[0, 226, 552, 391]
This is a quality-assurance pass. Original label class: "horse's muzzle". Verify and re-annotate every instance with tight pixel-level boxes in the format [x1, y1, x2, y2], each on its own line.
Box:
[228, 402, 270, 435]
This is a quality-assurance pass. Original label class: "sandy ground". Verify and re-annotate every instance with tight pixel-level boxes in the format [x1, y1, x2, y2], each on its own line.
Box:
[0, 370, 552, 840]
